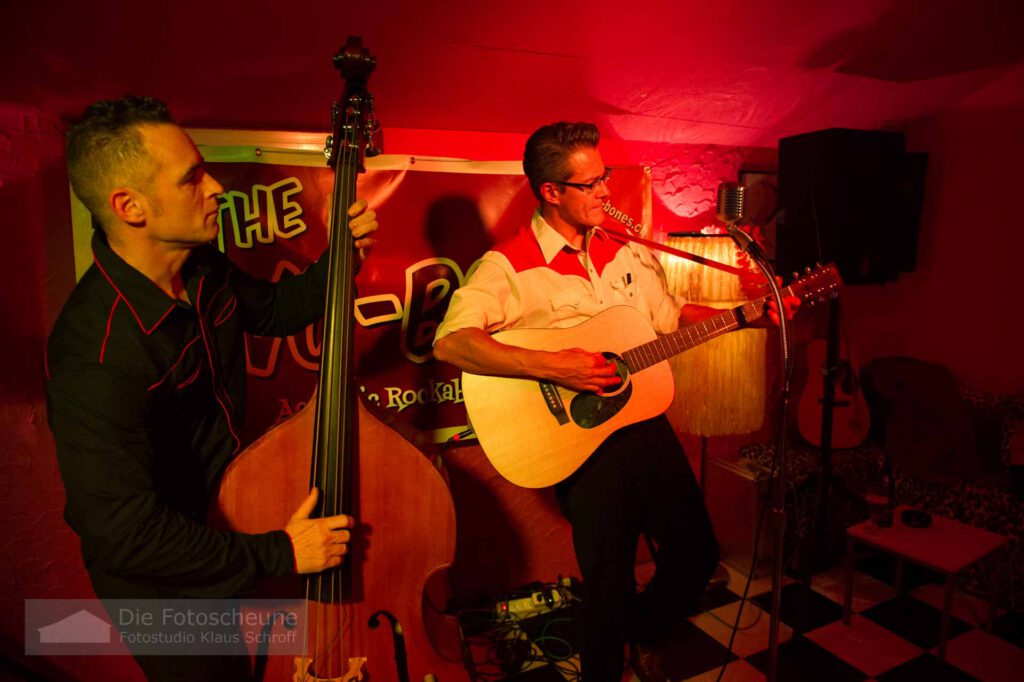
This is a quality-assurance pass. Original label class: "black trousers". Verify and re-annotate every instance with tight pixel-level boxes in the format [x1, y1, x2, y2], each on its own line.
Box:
[555, 416, 719, 682]
[130, 652, 253, 682]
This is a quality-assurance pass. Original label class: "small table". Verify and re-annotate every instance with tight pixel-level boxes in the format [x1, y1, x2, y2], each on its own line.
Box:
[844, 505, 1009, 660]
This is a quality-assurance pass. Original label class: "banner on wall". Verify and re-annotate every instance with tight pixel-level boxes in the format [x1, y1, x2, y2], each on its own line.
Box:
[69, 130, 652, 444]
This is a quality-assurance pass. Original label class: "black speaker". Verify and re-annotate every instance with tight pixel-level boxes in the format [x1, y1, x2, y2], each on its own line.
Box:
[777, 129, 923, 285]
[896, 151, 928, 274]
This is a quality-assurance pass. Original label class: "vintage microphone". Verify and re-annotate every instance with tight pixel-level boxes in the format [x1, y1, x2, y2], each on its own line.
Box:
[715, 180, 792, 682]
[715, 181, 745, 224]
[716, 182, 767, 259]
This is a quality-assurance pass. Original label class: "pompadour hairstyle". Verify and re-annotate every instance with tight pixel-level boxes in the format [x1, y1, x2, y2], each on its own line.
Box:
[65, 96, 174, 228]
[522, 122, 600, 201]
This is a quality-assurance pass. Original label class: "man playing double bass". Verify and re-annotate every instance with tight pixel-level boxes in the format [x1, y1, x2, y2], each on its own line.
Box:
[45, 96, 374, 681]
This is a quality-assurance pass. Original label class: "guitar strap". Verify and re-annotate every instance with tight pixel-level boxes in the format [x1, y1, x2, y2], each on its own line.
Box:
[601, 226, 748, 276]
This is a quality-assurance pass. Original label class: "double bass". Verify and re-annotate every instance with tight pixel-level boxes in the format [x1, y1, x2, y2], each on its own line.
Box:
[214, 37, 466, 682]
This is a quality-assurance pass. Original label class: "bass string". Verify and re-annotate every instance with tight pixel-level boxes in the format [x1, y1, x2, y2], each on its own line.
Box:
[305, 90, 366, 680]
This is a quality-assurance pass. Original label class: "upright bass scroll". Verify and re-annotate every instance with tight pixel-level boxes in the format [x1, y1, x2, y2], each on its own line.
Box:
[214, 36, 467, 682]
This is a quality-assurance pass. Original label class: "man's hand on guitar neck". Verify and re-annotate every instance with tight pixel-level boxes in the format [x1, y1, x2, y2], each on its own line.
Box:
[679, 284, 800, 328]
[765, 294, 801, 325]
[759, 275, 801, 326]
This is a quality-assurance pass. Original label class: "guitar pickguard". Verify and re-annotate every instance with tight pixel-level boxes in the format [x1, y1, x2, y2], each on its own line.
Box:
[568, 354, 632, 429]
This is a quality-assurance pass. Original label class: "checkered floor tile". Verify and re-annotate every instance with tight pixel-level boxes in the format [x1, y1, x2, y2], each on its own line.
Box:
[462, 549, 1024, 682]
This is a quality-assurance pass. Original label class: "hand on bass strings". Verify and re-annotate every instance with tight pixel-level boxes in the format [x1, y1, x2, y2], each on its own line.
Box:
[285, 487, 354, 574]
[347, 199, 377, 262]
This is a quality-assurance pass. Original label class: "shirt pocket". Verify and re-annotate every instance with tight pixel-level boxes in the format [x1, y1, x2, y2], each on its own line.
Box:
[549, 282, 589, 320]
[608, 272, 637, 302]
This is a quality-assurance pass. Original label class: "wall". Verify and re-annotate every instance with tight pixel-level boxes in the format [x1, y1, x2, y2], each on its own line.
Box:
[843, 103, 1024, 393]
[3, 89, 1020, 678]
[0, 105, 121, 680]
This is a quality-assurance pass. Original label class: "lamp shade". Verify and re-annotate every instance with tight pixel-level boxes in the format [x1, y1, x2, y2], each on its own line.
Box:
[661, 234, 767, 437]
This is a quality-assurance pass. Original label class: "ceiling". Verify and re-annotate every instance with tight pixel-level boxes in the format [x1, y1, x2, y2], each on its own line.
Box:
[4, 0, 1023, 147]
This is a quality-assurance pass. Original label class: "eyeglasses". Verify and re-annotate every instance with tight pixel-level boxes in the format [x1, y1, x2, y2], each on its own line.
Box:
[550, 168, 613, 194]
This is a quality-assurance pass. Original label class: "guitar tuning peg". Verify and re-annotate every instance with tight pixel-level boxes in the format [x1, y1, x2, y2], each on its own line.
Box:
[805, 266, 812, 273]
[363, 94, 383, 157]
[792, 271, 799, 279]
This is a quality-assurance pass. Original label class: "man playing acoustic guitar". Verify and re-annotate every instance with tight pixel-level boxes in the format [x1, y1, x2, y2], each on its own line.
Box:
[434, 122, 797, 681]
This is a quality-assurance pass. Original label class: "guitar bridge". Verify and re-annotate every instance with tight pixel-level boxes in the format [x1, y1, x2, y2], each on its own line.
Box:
[538, 381, 570, 425]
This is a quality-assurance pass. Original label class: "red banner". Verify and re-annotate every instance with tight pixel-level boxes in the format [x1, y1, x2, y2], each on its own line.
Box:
[198, 148, 651, 444]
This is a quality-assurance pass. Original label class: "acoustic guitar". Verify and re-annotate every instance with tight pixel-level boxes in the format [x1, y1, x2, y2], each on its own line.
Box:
[462, 264, 841, 488]
[796, 336, 871, 448]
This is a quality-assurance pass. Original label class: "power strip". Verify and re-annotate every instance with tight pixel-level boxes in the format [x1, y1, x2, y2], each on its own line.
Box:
[494, 586, 567, 621]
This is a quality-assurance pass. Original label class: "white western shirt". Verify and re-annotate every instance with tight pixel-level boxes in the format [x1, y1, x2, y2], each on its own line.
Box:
[435, 210, 685, 342]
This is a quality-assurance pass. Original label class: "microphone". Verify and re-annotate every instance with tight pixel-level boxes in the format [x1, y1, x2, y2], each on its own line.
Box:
[716, 182, 746, 225]
[716, 181, 763, 257]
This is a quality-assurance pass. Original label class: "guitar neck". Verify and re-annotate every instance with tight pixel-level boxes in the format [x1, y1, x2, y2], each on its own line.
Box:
[623, 290, 784, 372]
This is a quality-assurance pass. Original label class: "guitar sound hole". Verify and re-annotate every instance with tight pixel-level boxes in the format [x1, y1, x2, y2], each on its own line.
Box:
[599, 353, 630, 397]
[569, 353, 632, 429]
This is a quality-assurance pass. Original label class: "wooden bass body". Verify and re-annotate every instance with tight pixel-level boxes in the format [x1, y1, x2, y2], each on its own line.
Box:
[213, 392, 466, 682]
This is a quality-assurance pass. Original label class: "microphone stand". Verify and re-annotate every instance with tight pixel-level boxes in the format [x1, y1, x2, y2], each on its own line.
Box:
[726, 223, 793, 682]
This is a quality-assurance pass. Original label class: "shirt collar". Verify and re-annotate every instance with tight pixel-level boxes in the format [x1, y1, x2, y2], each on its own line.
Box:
[91, 230, 180, 334]
[530, 210, 607, 264]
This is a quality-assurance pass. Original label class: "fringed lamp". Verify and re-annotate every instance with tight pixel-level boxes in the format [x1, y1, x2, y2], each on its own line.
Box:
[660, 233, 767, 490]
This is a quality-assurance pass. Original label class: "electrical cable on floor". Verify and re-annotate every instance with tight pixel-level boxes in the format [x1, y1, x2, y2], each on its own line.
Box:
[704, 598, 765, 631]
[715, 453, 777, 682]
[456, 581, 583, 681]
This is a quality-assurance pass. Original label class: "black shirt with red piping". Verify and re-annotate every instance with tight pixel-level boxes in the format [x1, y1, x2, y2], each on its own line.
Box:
[45, 231, 328, 599]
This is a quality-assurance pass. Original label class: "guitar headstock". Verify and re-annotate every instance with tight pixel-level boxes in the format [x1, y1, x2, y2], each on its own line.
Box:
[326, 36, 380, 169]
[784, 263, 843, 307]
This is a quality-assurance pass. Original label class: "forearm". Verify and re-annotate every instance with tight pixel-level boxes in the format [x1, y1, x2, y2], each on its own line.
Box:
[47, 368, 293, 596]
[234, 253, 330, 337]
[434, 327, 548, 378]
[434, 327, 621, 393]
[242, 198, 375, 336]
[68, 487, 293, 594]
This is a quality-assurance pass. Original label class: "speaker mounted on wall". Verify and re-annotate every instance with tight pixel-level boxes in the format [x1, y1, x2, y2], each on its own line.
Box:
[777, 128, 926, 285]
